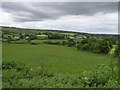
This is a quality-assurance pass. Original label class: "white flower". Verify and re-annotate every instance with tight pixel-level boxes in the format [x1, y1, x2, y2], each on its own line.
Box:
[30, 68, 33, 71]
[84, 77, 88, 80]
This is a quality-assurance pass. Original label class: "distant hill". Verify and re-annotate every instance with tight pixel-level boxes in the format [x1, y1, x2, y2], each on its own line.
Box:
[1, 26, 119, 38]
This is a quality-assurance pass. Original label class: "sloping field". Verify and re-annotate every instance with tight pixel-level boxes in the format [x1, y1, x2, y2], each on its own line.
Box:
[2, 43, 117, 74]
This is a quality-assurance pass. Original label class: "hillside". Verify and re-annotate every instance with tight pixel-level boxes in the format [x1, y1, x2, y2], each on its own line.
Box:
[1, 26, 119, 38]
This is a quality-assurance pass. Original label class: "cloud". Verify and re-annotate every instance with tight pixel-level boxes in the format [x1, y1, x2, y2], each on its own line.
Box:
[38, 13, 118, 34]
[1, 2, 118, 34]
[3, 13, 116, 34]
[2, 2, 118, 22]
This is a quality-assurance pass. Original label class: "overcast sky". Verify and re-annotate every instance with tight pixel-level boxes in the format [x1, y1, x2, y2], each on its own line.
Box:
[0, 2, 118, 34]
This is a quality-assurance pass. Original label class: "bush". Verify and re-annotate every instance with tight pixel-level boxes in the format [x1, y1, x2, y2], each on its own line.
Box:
[48, 33, 65, 39]
[2, 60, 26, 71]
[62, 41, 67, 46]
[81, 64, 118, 88]
[44, 41, 55, 44]
[114, 42, 120, 57]
[77, 38, 113, 54]
[43, 41, 59, 45]
[30, 42, 38, 45]
[67, 39, 76, 47]
[2, 60, 119, 88]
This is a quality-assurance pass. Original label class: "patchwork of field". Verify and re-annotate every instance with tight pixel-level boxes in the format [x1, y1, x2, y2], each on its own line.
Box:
[2, 43, 117, 74]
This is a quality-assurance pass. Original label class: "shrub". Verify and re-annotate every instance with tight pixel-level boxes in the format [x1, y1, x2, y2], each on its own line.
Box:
[67, 39, 76, 47]
[81, 64, 118, 88]
[2, 61, 119, 88]
[62, 41, 67, 46]
[2, 60, 26, 71]
[77, 38, 113, 54]
[48, 33, 65, 39]
[30, 42, 38, 45]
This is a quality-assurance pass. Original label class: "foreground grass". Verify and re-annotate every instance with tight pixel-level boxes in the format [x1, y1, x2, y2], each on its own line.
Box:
[2, 43, 117, 74]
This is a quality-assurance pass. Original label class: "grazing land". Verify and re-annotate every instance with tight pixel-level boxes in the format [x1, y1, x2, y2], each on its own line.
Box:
[3, 43, 117, 74]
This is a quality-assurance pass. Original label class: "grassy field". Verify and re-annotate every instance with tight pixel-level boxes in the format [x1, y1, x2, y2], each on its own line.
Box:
[31, 39, 67, 43]
[2, 43, 117, 74]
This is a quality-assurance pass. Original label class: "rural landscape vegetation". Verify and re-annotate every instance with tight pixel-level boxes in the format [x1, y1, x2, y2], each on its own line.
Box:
[1, 26, 120, 88]
[1, 2, 120, 88]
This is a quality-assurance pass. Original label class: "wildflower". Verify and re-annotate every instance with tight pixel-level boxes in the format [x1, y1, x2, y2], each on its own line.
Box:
[30, 68, 33, 71]
[84, 77, 88, 80]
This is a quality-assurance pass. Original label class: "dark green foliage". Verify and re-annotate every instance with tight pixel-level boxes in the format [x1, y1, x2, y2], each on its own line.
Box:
[19, 33, 24, 39]
[67, 38, 76, 47]
[118, 57, 120, 84]
[43, 41, 58, 45]
[114, 46, 119, 57]
[99, 38, 113, 54]
[77, 38, 98, 52]
[62, 41, 67, 46]
[114, 41, 120, 57]
[77, 38, 113, 54]
[30, 42, 38, 45]
[7, 36, 12, 43]
[48, 33, 65, 39]
[82, 64, 118, 88]
[29, 34, 37, 40]
[2, 61, 119, 88]
[2, 60, 26, 71]
[115, 39, 120, 84]
[81, 38, 89, 44]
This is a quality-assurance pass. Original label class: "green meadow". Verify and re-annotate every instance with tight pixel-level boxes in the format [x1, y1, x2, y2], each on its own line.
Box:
[31, 39, 67, 44]
[2, 43, 117, 74]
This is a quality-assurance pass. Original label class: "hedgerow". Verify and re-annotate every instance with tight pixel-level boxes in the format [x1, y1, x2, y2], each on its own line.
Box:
[2, 60, 119, 88]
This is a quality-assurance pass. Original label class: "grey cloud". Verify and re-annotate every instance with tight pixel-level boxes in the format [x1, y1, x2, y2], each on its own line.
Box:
[38, 2, 117, 15]
[2, 2, 118, 22]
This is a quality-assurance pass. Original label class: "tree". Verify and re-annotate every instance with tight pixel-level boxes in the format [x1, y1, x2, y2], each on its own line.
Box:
[19, 33, 24, 39]
[7, 36, 12, 43]
[67, 38, 76, 47]
[99, 39, 113, 54]
[62, 41, 67, 46]
[81, 38, 89, 44]
[48, 33, 65, 39]
[29, 34, 37, 40]
[77, 37, 113, 54]
[114, 40, 120, 57]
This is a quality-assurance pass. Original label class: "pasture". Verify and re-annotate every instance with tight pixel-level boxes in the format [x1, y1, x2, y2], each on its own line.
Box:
[31, 39, 67, 44]
[2, 43, 117, 74]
